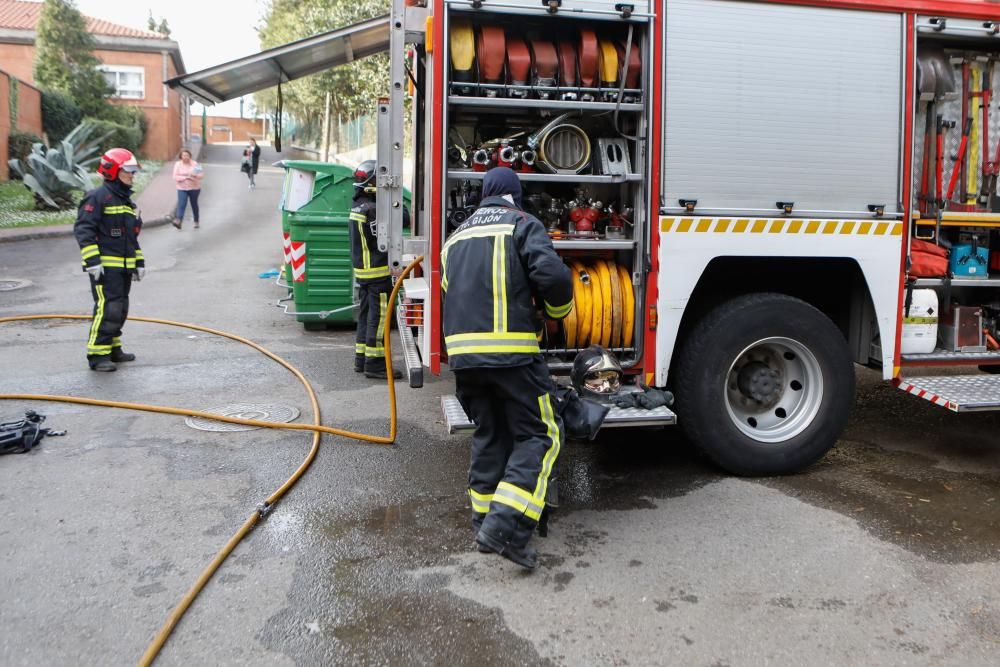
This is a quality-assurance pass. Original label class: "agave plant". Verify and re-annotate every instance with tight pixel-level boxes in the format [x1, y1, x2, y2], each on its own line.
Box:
[8, 121, 111, 210]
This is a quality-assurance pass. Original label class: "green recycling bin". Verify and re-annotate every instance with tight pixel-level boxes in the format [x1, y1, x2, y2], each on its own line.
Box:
[276, 159, 411, 331]
[277, 160, 355, 290]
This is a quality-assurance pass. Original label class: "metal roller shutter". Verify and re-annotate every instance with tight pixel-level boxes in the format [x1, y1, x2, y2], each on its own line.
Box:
[663, 0, 903, 217]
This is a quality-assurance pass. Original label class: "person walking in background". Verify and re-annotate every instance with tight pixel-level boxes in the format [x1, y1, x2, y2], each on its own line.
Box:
[243, 137, 261, 190]
[171, 149, 203, 230]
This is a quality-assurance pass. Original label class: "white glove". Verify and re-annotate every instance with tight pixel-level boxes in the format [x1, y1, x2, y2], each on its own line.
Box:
[133, 267, 146, 282]
[85, 264, 104, 280]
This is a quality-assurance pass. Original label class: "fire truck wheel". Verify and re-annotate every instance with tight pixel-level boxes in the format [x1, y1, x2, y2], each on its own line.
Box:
[675, 292, 854, 476]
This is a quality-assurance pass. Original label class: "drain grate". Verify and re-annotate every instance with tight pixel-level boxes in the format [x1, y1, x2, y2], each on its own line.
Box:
[185, 403, 301, 432]
[0, 278, 32, 292]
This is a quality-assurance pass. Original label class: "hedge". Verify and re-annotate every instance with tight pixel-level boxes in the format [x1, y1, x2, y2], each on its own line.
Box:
[40, 90, 83, 144]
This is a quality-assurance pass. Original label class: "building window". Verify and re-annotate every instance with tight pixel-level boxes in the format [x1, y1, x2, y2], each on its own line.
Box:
[100, 65, 145, 100]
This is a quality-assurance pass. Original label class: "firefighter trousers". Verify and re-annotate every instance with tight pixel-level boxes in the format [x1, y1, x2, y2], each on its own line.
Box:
[355, 278, 391, 373]
[455, 356, 562, 548]
[87, 268, 132, 361]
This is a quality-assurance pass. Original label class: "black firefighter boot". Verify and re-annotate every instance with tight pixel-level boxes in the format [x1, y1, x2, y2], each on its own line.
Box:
[111, 349, 136, 363]
[89, 356, 117, 372]
[476, 517, 538, 570]
[354, 354, 365, 373]
[473, 512, 492, 553]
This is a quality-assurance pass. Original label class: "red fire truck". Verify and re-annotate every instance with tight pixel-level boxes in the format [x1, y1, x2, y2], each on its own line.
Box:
[371, 0, 1000, 477]
[168, 0, 1000, 475]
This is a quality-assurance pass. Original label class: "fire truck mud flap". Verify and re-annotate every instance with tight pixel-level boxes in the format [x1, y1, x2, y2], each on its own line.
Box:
[896, 375, 1000, 412]
[395, 304, 423, 389]
[440, 395, 676, 434]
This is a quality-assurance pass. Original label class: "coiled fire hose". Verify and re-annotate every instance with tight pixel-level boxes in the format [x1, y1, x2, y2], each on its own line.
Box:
[0, 255, 424, 666]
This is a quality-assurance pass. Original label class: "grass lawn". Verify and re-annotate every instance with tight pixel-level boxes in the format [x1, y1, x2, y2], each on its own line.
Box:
[0, 160, 163, 230]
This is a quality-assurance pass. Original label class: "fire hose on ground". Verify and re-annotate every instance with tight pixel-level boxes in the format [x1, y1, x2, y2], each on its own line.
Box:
[0, 255, 425, 666]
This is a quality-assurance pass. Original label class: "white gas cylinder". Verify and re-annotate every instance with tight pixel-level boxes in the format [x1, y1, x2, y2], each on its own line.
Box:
[900, 289, 939, 355]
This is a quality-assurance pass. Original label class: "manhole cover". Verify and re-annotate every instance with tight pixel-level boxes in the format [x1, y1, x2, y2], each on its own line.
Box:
[0, 278, 32, 291]
[185, 403, 301, 432]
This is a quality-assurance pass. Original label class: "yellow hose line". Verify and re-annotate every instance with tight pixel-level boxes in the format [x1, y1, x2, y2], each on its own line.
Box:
[0, 256, 423, 666]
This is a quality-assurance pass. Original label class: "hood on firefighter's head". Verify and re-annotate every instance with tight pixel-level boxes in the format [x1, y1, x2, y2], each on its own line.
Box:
[482, 166, 522, 209]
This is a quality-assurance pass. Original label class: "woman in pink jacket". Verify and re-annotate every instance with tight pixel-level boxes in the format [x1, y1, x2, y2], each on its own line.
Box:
[172, 149, 203, 229]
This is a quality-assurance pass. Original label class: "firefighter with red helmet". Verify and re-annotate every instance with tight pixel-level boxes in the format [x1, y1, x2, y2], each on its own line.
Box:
[349, 159, 408, 379]
[73, 148, 144, 372]
[441, 167, 574, 569]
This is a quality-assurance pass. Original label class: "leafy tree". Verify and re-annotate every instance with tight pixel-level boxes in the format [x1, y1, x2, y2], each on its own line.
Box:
[255, 0, 390, 146]
[33, 0, 113, 118]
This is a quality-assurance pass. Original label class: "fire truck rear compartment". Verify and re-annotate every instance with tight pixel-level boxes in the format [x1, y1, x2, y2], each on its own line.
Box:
[900, 23, 1000, 411]
[440, 8, 652, 376]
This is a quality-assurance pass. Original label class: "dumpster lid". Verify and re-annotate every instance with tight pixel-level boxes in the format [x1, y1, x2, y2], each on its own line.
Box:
[165, 15, 389, 105]
[274, 160, 355, 175]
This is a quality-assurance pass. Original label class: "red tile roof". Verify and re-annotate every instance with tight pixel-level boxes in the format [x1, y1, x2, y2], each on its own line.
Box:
[0, 0, 166, 40]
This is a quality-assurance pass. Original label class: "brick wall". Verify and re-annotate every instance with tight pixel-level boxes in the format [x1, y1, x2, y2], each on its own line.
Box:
[1, 69, 44, 181]
[15, 79, 42, 136]
[0, 43, 35, 85]
[190, 115, 267, 145]
[1, 71, 9, 181]
[0, 43, 186, 162]
[97, 49, 184, 161]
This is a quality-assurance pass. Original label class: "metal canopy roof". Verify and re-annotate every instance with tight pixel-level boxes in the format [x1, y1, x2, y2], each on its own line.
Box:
[165, 16, 389, 105]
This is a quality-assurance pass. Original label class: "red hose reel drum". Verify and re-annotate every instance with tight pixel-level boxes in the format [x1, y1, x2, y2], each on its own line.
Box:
[530, 39, 558, 98]
[477, 24, 506, 85]
[506, 33, 531, 97]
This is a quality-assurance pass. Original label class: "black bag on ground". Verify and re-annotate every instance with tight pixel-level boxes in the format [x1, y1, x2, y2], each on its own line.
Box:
[0, 411, 64, 455]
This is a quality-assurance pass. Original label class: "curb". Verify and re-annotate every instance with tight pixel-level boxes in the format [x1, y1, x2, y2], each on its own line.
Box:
[0, 215, 174, 244]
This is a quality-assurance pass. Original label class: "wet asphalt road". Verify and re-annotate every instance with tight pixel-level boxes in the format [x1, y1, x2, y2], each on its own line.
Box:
[1, 144, 998, 666]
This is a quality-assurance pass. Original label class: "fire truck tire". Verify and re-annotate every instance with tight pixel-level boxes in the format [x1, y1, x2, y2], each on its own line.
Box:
[674, 292, 854, 476]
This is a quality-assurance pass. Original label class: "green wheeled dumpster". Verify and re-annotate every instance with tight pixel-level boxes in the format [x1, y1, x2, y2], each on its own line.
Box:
[276, 160, 411, 331]
[276, 161, 355, 294]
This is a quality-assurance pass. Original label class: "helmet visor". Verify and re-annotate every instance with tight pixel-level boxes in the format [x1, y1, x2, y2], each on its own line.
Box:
[583, 369, 621, 394]
[121, 164, 141, 173]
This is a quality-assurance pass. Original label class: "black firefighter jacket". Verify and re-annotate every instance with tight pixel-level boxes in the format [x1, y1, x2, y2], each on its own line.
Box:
[349, 191, 411, 284]
[441, 196, 573, 370]
[73, 180, 144, 272]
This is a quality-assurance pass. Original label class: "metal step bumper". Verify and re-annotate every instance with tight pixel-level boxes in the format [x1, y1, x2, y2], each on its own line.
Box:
[441, 394, 677, 434]
[896, 375, 1000, 413]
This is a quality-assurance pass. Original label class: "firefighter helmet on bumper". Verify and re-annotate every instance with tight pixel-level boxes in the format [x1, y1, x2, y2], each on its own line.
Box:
[97, 148, 141, 181]
[571, 345, 623, 398]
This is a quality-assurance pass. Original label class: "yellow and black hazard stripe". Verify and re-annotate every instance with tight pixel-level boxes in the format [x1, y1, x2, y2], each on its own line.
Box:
[661, 217, 903, 236]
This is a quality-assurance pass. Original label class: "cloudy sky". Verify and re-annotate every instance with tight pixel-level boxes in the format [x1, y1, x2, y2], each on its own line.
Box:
[75, 0, 269, 117]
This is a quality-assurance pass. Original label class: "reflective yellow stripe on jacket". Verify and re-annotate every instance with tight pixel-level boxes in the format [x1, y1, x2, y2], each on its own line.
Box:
[350, 211, 370, 269]
[99, 255, 138, 269]
[544, 299, 573, 319]
[444, 331, 540, 356]
[354, 266, 391, 280]
[103, 205, 136, 216]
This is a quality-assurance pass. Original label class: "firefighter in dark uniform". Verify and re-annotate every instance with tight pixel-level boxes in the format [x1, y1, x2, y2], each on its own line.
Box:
[441, 167, 574, 569]
[349, 160, 408, 379]
[74, 148, 145, 372]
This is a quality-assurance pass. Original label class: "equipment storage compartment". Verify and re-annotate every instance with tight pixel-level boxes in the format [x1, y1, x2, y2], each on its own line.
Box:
[905, 24, 1000, 367]
[442, 2, 653, 372]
